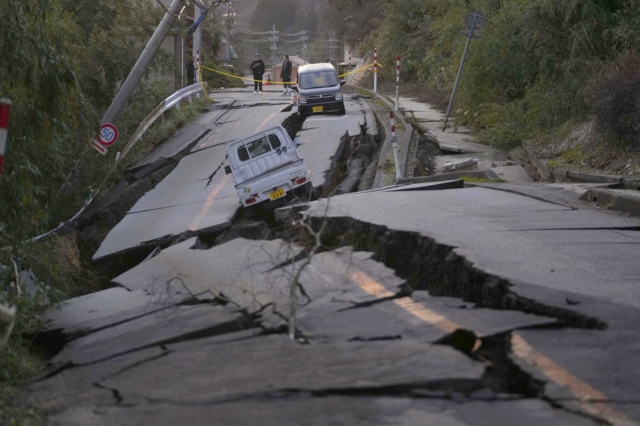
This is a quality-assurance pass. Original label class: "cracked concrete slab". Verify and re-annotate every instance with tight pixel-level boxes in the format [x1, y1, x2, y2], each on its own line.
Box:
[52, 304, 250, 365]
[98, 334, 485, 404]
[132, 123, 211, 170]
[410, 291, 557, 336]
[113, 238, 304, 314]
[511, 325, 640, 425]
[191, 103, 288, 153]
[128, 144, 236, 213]
[490, 165, 534, 183]
[434, 152, 508, 173]
[96, 92, 357, 260]
[47, 395, 597, 426]
[299, 96, 367, 188]
[29, 328, 265, 418]
[299, 187, 640, 309]
[28, 346, 166, 414]
[93, 196, 239, 261]
[430, 130, 502, 155]
[43, 287, 194, 340]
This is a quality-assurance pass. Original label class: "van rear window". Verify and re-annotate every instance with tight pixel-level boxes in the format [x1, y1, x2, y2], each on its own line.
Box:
[237, 133, 283, 162]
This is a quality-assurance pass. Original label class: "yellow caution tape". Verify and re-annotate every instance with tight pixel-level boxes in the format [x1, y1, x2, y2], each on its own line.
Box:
[338, 62, 377, 78]
[200, 65, 290, 85]
[200, 62, 380, 85]
[197, 67, 214, 102]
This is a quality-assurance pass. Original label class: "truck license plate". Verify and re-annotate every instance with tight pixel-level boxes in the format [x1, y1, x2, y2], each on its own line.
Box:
[312, 106, 323, 113]
[269, 187, 286, 201]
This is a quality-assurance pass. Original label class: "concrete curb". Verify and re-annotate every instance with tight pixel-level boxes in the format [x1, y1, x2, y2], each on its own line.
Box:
[350, 87, 415, 180]
[523, 143, 640, 189]
[396, 169, 499, 185]
[579, 188, 640, 217]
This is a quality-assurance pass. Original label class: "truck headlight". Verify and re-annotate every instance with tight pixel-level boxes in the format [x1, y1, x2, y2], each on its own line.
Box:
[299, 95, 307, 104]
[335, 91, 343, 101]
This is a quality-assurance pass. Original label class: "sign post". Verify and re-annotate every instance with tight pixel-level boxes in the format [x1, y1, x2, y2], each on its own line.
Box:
[395, 56, 400, 112]
[391, 111, 401, 180]
[348, 50, 352, 86]
[442, 11, 485, 130]
[93, 123, 119, 155]
[0, 99, 11, 175]
[374, 48, 378, 93]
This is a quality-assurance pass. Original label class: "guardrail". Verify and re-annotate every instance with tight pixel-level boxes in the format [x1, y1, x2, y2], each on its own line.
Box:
[35, 83, 207, 241]
[118, 83, 204, 161]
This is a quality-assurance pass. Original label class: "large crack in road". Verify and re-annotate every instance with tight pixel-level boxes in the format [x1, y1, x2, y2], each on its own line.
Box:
[26, 91, 640, 426]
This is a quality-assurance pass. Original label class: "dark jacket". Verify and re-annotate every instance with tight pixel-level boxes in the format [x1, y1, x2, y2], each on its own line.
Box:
[280, 60, 292, 80]
[186, 60, 195, 81]
[251, 59, 265, 76]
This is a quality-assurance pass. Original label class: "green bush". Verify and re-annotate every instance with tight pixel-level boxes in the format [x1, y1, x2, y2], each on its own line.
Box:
[333, 0, 640, 149]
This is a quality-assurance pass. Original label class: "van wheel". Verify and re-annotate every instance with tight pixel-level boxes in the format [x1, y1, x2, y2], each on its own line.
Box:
[338, 105, 346, 115]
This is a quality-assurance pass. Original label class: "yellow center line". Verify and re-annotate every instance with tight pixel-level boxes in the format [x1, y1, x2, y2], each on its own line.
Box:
[348, 268, 637, 425]
[255, 110, 280, 133]
[511, 333, 637, 425]
[349, 271, 459, 333]
[189, 174, 231, 231]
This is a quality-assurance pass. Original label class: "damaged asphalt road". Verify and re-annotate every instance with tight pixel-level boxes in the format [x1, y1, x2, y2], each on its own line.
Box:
[26, 88, 640, 425]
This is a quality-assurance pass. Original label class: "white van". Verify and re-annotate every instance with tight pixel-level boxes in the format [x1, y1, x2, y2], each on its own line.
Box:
[292, 63, 346, 116]
[224, 125, 311, 208]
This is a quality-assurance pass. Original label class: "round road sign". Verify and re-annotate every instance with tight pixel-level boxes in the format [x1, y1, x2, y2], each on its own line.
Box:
[98, 123, 118, 146]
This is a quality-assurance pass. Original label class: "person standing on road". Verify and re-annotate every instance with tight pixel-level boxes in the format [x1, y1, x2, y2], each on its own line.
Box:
[186, 58, 196, 85]
[251, 53, 265, 94]
[280, 55, 292, 96]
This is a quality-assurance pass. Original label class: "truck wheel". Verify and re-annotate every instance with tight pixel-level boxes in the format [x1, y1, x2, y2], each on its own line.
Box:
[305, 182, 319, 201]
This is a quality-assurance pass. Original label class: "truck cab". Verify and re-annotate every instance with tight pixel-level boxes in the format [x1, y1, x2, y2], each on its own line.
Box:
[224, 125, 311, 208]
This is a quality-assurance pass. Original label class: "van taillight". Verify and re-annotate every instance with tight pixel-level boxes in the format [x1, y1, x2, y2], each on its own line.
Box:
[291, 177, 307, 186]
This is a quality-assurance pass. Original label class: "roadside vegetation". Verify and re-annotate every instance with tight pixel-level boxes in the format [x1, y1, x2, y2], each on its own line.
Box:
[0, 0, 227, 418]
[327, 0, 640, 174]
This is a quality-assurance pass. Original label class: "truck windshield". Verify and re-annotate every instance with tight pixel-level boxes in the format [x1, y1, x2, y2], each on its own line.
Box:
[299, 71, 339, 89]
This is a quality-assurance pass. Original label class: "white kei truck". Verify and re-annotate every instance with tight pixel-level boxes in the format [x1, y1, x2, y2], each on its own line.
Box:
[224, 125, 312, 209]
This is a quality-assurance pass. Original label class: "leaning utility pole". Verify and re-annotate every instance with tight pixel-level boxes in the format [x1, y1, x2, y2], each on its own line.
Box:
[224, 1, 234, 63]
[101, 0, 185, 129]
[442, 11, 485, 130]
[193, 4, 202, 97]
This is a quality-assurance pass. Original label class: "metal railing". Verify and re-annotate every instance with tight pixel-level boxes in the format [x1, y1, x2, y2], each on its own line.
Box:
[35, 83, 207, 241]
[119, 83, 204, 161]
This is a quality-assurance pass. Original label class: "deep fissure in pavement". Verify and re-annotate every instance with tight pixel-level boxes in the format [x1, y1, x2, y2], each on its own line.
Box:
[296, 215, 607, 330]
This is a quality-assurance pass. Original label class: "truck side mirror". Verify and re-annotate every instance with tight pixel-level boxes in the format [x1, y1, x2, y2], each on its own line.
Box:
[340, 80, 346, 86]
[291, 85, 298, 92]
[224, 165, 231, 175]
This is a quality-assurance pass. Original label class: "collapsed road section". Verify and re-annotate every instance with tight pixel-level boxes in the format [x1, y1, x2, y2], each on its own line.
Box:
[25, 90, 640, 426]
[84, 90, 375, 266]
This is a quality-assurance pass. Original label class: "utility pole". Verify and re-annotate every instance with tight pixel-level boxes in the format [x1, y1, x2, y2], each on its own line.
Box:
[193, 3, 202, 97]
[269, 24, 279, 79]
[101, 0, 184, 127]
[301, 28, 308, 63]
[328, 36, 338, 67]
[225, 2, 230, 63]
[443, 11, 485, 130]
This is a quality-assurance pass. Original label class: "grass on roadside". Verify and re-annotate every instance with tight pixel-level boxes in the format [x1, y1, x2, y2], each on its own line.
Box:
[461, 176, 506, 183]
[0, 95, 214, 426]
